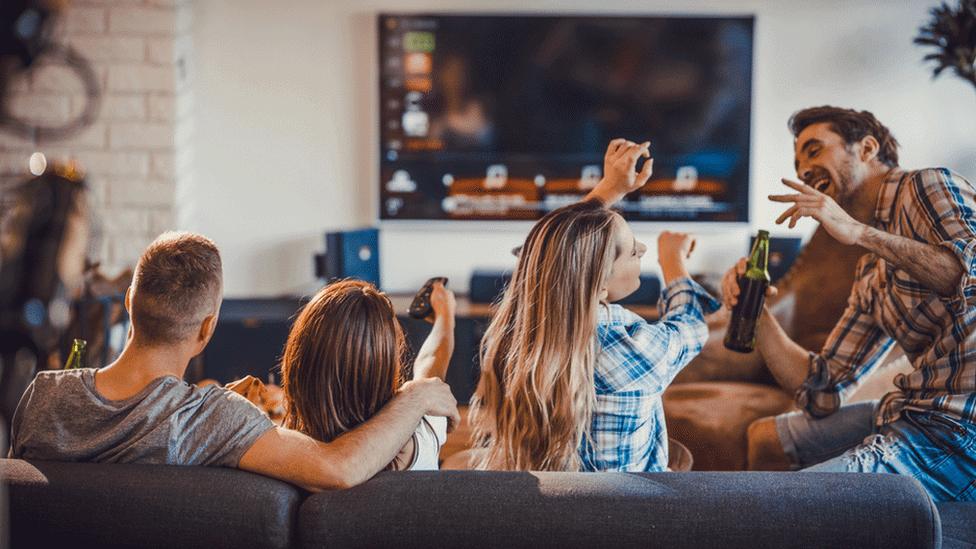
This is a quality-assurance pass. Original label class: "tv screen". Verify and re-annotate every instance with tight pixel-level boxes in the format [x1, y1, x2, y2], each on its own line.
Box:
[379, 14, 754, 222]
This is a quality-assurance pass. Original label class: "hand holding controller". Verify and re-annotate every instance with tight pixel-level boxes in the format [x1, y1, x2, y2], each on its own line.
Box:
[408, 277, 449, 319]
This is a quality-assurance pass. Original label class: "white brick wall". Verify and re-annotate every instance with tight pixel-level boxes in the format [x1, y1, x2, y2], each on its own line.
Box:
[0, 0, 192, 273]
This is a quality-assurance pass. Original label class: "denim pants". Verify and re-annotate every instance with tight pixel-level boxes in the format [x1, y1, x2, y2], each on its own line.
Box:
[775, 400, 976, 502]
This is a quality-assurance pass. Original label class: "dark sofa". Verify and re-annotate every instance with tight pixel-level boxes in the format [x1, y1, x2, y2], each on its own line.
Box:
[2, 458, 972, 548]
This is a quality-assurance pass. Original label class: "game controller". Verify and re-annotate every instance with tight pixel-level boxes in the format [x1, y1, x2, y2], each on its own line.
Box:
[408, 277, 448, 319]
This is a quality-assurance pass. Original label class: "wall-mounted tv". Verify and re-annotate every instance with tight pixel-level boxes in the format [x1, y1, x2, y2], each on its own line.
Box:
[378, 14, 754, 222]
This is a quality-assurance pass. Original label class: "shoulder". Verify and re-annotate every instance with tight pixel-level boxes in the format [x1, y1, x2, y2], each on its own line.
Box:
[30, 368, 92, 393]
[906, 168, 975, 199]
[597, 303, 643, 327]
[195, 383, 265, 413]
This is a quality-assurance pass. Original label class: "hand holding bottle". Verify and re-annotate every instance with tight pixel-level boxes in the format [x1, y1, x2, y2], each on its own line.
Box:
[721, 257, 778, 310]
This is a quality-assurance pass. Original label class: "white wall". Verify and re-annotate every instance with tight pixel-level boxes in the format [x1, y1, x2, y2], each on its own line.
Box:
[191, 0, 976, 297]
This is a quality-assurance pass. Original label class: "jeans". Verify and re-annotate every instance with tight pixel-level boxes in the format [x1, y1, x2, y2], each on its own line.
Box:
[775, 400, 976, 502]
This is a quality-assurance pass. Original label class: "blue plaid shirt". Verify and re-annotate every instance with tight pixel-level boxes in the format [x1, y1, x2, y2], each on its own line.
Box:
[580, 277, 720, 471]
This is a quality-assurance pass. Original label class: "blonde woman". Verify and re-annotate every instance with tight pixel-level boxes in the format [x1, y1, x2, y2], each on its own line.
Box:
[468, 140, 719, 472]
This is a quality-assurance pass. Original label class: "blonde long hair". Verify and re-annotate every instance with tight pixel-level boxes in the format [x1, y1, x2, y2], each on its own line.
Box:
[469, 200, 621, 471]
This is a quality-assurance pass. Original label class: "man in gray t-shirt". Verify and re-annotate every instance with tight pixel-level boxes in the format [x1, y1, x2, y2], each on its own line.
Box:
[11, 368, 272, 467]
[9, 232, 459, 490]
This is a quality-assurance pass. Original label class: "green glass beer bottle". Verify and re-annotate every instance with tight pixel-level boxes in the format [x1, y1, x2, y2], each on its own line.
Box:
[724, 230, 771, 353]
[64, 339, 88, 370]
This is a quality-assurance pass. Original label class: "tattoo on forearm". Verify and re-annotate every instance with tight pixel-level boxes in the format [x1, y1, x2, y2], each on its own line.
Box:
[861, 227, 963, 296]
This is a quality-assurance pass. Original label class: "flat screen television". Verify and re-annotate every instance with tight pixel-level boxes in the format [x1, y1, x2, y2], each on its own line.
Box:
[378, 14, 754, 222]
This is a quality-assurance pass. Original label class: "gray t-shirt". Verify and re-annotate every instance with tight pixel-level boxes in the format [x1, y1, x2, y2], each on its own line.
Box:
[10, 368, 274, 467]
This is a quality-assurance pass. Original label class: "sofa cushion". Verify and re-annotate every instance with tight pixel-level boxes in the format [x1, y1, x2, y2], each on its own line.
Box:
[299, 471, 940, 548]
[938, 502, 976, 549]
[663, 382, 794, 470]
[1, 459, 301, 549]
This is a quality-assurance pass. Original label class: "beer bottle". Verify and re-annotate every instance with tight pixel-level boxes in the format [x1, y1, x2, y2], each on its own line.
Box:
[64, 339, 88, 369]
[724, 231, 771, 353]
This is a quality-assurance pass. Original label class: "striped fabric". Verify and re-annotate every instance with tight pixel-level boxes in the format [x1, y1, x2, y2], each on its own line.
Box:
[581, 277, 719, 472]
[798, 168, 976, 427]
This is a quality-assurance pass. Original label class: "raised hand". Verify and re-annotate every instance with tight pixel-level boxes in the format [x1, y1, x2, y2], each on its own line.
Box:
[657, 231, 696, 262]
[587, 138, 654, 206]
[769, 178, 867, 246]
[657, 231, 695, 284]
[399, 377, 460, 433]
[427, 281, 456, 324]
[225, 375, 268, 407]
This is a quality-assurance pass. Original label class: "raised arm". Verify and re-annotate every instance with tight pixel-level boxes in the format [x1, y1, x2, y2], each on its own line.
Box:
[769, 173, 975, 298]
[412, 282, 456, 381]
[238, 377, 459, 491]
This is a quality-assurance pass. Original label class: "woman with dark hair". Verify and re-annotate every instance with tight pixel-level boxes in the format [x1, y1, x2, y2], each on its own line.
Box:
[280, 279, 456, 470]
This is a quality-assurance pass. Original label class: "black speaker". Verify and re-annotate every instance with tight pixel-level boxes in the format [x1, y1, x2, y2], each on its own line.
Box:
[615, 274, 662, 306]
[470, 270, 661, 306]
[469, 269, 512, 304]
[750, 236, 802, 284]
[316, 228, 380, 288]
[202, 298, 304, 383]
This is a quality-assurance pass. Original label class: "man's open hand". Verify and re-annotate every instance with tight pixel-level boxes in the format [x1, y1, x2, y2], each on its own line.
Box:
[769, 178, 867, 246]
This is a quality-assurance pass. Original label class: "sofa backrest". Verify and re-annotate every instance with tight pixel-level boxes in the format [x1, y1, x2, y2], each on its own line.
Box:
[299, 470, 942, 549]
[0, 458, 301, 549]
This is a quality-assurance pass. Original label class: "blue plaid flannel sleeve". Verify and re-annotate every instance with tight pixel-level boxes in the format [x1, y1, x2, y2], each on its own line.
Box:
[595, 277, 720, 394]
[909, 169, 976, 314]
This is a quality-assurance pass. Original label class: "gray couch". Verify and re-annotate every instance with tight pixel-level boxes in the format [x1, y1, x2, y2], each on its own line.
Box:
[2, 459, 972, 548]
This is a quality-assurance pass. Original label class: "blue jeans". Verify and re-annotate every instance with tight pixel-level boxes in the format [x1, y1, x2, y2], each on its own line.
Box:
[775, 400, 976, 502]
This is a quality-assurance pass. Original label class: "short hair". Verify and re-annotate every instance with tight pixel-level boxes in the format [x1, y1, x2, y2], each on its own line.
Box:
[788, 106, 900, 168]
[130, 232, 222, 344]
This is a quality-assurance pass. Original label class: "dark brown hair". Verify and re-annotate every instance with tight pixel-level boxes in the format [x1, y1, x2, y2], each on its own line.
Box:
[788, 106, 900, 168]
[131, 232, 222, 344]
[280, 279, 406, 443]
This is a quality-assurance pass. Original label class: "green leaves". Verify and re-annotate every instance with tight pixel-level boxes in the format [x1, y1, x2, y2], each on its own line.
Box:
[915, 0, 976, 89]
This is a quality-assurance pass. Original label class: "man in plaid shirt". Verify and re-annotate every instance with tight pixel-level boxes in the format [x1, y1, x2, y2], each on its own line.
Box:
[723, 106, 976, 502]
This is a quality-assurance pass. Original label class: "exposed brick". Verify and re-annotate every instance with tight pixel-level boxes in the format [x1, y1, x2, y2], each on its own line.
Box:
[147, 38, 175, 65]
[7, 94, 71, 124]
[64, 123, 109, 149]
[69, 36, 145, 63]
[148, 208, 176, 234]
[93, 94, 147, 121]
[109, 178, 176, 207]
[64, 6, 107, 34]
[85, 176, 109, 205]
[110, 122, 175, 150]
[30, 64, 87, 93]
[107, 65, 174, 93]
[0, 131, 34, 150]
[101, 208, 151, 234]
[148, 95, 175, 121]
[0, 153, 31, 176]
[73, 152, 150, 177]
[109, 6, 176, 35]
[111, 235, 155, 270]
[151, 151, 176, 179]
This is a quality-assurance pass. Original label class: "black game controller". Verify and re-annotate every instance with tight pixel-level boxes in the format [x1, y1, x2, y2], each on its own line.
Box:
[408, 277, 448, 319]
